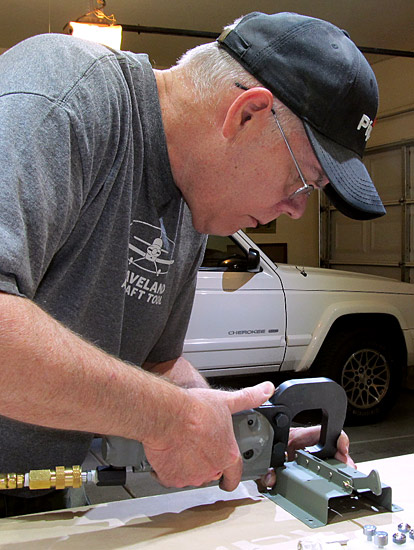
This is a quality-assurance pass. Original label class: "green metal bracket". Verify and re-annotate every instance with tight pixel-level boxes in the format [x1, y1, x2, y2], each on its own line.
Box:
[263, 450, 402, 528]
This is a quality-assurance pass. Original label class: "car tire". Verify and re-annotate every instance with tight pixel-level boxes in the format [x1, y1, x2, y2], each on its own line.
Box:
[312, 328, 403, 425]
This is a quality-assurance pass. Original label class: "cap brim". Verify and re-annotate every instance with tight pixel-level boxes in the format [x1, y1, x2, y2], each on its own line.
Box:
[303, 122, 386, 220]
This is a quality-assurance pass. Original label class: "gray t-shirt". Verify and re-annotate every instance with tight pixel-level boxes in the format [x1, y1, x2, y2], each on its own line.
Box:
[0, 34, 206, 474]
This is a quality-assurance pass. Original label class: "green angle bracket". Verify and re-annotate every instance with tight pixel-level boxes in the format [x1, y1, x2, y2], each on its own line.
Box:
[263, 449, 402, 529]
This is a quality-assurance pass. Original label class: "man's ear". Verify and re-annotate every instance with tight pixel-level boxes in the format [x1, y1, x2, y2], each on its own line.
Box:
[222, 87, 274, 139]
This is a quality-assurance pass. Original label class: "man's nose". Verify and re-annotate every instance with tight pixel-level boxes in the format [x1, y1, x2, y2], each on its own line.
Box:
[281, 195, 309, 219]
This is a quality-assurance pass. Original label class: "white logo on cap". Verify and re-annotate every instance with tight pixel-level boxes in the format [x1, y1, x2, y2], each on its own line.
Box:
[357, 114, 374, 141]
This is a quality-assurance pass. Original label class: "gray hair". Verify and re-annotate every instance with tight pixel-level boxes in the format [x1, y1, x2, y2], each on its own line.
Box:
[177, 17, 303, 138]
[176, 17, 258, 99]
[176, 42, 260, 102]
[175, 40, 300, 134]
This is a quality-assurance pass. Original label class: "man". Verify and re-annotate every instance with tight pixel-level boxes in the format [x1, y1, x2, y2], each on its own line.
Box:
[0, 12, 382, 515]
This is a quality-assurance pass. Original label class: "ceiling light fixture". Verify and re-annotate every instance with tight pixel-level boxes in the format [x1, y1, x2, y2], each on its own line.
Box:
[66, 1, 122, 50]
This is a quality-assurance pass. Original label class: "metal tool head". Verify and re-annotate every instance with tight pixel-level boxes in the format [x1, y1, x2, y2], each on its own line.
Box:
[262, 377, 348, 468]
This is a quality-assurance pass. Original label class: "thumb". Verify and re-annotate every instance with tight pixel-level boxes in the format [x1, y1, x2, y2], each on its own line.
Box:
[226, 382, 275, 414]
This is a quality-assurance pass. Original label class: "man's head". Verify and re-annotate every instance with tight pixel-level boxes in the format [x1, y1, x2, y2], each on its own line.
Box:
[217, 11, 385, 222]
[166, 12, 384, 235]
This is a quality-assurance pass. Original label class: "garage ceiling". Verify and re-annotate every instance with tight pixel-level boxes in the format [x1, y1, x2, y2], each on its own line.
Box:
[1, 0, 414, 67]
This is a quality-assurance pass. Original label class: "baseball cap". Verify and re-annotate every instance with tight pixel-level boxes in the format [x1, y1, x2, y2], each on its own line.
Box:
[218, 12, 385, 220]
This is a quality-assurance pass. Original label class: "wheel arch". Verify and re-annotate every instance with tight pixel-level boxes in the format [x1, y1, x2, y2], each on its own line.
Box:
[312, 313, 407, 371]
[295, 300, 409, 372]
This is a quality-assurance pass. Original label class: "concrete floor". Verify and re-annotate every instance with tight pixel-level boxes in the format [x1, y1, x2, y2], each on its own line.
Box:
[82, 385, 414, 506]
[347, 387, 414, 463]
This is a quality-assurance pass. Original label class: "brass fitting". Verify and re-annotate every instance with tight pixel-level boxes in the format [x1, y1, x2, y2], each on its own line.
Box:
[0, 472, 25, 490]
[29, 466, 82, 490]
[0, 466, 82, 490]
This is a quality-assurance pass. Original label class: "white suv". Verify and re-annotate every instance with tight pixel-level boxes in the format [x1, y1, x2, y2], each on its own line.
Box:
[183, 230, 414, 425]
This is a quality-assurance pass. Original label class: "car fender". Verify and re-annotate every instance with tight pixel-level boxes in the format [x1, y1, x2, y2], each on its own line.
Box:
[295, 298, 413, 372]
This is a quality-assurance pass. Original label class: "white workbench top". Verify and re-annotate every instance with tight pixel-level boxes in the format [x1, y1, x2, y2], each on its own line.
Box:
[0, 453, 412, 549]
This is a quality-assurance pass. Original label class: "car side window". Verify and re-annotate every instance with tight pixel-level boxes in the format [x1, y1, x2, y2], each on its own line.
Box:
[201, 235, 249, 272]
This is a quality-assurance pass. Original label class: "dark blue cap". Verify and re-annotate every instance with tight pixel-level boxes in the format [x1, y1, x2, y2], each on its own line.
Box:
[218, 12, 385, 220]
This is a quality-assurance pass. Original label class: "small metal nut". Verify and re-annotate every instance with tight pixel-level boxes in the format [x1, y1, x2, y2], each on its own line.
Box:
[393, 532, 406, 545]
[398, 523, 411, 534]
[364, 524, 377, 541]
[374, 531, 388, 548]
[409, 529, 414, 540]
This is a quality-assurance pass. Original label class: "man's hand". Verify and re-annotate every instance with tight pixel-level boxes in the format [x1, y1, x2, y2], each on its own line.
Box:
[142, 381, 275, 492]
[287, 425, 354, 465]
[260, 425, 355, 489]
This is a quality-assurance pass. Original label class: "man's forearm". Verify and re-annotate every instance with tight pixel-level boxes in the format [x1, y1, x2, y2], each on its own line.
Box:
[0, 292, 275, 490]
[0, 292, 186, 443]
[144, 356, 210, 388]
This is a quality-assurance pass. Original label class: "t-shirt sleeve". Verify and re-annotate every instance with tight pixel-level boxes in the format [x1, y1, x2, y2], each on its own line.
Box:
[0, 92, 84, 298]
[0, 35, 128, 300]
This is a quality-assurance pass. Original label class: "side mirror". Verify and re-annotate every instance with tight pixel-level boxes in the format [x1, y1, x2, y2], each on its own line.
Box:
[247, 248, 261, 272]
[218, 248, 261, 272]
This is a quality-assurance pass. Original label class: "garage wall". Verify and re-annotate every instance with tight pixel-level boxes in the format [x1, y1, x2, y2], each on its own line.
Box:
[370, 56, 414, 147]
[321, 55, 414, 281]
[247, 192, 320, 267]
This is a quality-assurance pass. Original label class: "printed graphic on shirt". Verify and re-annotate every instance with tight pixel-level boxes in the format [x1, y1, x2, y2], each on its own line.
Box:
[121, 220, 175, 306]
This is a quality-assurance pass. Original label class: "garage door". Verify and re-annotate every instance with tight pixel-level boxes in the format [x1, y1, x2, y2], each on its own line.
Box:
[321, 140, 414, 282]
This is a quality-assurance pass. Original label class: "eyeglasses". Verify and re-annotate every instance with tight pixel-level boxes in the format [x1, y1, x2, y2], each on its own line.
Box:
[235, 82, 316, 201]
[271, 109, 315, 200]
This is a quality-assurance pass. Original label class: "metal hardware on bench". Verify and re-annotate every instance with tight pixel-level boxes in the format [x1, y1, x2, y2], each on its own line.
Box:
[364, 524, 377, 541]
[393, 532, 407, 545]
[398, 523, 411, 533]
[374, 531, 388, 548]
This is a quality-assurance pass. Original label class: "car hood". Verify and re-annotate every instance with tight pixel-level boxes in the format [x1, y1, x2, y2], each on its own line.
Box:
[274, 264, 414, 295]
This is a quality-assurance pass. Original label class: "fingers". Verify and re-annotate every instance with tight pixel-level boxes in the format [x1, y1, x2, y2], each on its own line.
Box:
[256, 468, 276, 491]
[219, 455, 243, 492]
[335, 431, 356, 468]
[334, 430, 356, 468]
[255, 427, 355, 493]
[335, 450, 356, 468]
[144, 382, 274, 492]
[287, 426, 356, 467]
[225, 382, 275, 415]
[336, 431, 350, 456]
[286, 425, 320, 460]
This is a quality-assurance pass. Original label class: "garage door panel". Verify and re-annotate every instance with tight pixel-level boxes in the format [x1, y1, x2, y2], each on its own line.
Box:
[370, 205, 401, 260]
[331, 206, 401, 263]
[331, 214, 366, 259]
[364, 148, 403, 201]
[322, 142, 413, 282]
